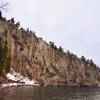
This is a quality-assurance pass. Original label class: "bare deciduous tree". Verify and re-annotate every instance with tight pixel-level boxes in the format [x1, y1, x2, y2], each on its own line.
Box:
[0, 0, 8, 11]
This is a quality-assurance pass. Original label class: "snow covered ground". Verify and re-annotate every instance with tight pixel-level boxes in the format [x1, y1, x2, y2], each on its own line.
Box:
[2, 68, 39, 88]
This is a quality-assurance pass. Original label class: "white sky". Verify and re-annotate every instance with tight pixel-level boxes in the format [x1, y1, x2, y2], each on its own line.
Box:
[3, 0, 100, 66]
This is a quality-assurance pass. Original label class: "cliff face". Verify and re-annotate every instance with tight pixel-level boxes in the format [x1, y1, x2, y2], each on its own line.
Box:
[0, 19, 100, 86]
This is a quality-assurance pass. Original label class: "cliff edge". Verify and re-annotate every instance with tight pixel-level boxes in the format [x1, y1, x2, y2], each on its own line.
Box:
[0, 17, 100, 87]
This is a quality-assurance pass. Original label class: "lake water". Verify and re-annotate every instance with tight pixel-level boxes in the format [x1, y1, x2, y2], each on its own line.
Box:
[0, 86, 100, 100]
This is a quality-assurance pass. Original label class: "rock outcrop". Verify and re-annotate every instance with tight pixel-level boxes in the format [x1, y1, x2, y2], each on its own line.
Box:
[0, 18, 100, 87]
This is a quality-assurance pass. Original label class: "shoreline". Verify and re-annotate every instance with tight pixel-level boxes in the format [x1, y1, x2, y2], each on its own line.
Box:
[0, 82, 100, 91]
[0, 83, 40, 91]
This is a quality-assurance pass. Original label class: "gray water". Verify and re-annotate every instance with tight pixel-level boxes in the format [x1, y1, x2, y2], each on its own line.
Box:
[0, 86, 100, 100]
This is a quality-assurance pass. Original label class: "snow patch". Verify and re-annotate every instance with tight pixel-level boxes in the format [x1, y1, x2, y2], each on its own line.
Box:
[5, 68, 39, 87]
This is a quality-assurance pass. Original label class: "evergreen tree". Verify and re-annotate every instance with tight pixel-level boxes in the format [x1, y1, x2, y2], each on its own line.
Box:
[0, 37, 2, 74]
[2, 40, 8, 73]
[0, 38, 11, 75]
[6, 54, 11, 73]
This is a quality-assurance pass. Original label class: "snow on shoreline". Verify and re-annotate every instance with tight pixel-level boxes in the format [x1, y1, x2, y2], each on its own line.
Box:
[2, 68, 39, 88]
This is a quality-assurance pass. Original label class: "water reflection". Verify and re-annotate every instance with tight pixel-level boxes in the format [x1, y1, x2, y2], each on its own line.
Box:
[0, 86, 100, 100]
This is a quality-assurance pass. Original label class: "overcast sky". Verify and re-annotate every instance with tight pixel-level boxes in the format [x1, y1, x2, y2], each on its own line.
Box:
[3, 0, 100, 66]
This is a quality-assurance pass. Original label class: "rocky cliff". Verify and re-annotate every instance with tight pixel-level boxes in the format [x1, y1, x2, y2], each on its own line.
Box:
[0, 18, 100, 87]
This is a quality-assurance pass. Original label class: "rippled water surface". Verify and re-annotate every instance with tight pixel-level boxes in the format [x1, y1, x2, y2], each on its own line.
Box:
[0, 86, 100, 100]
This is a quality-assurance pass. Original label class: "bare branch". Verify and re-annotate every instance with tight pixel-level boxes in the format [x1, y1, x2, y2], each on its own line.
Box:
[0, 0, 8, 11]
